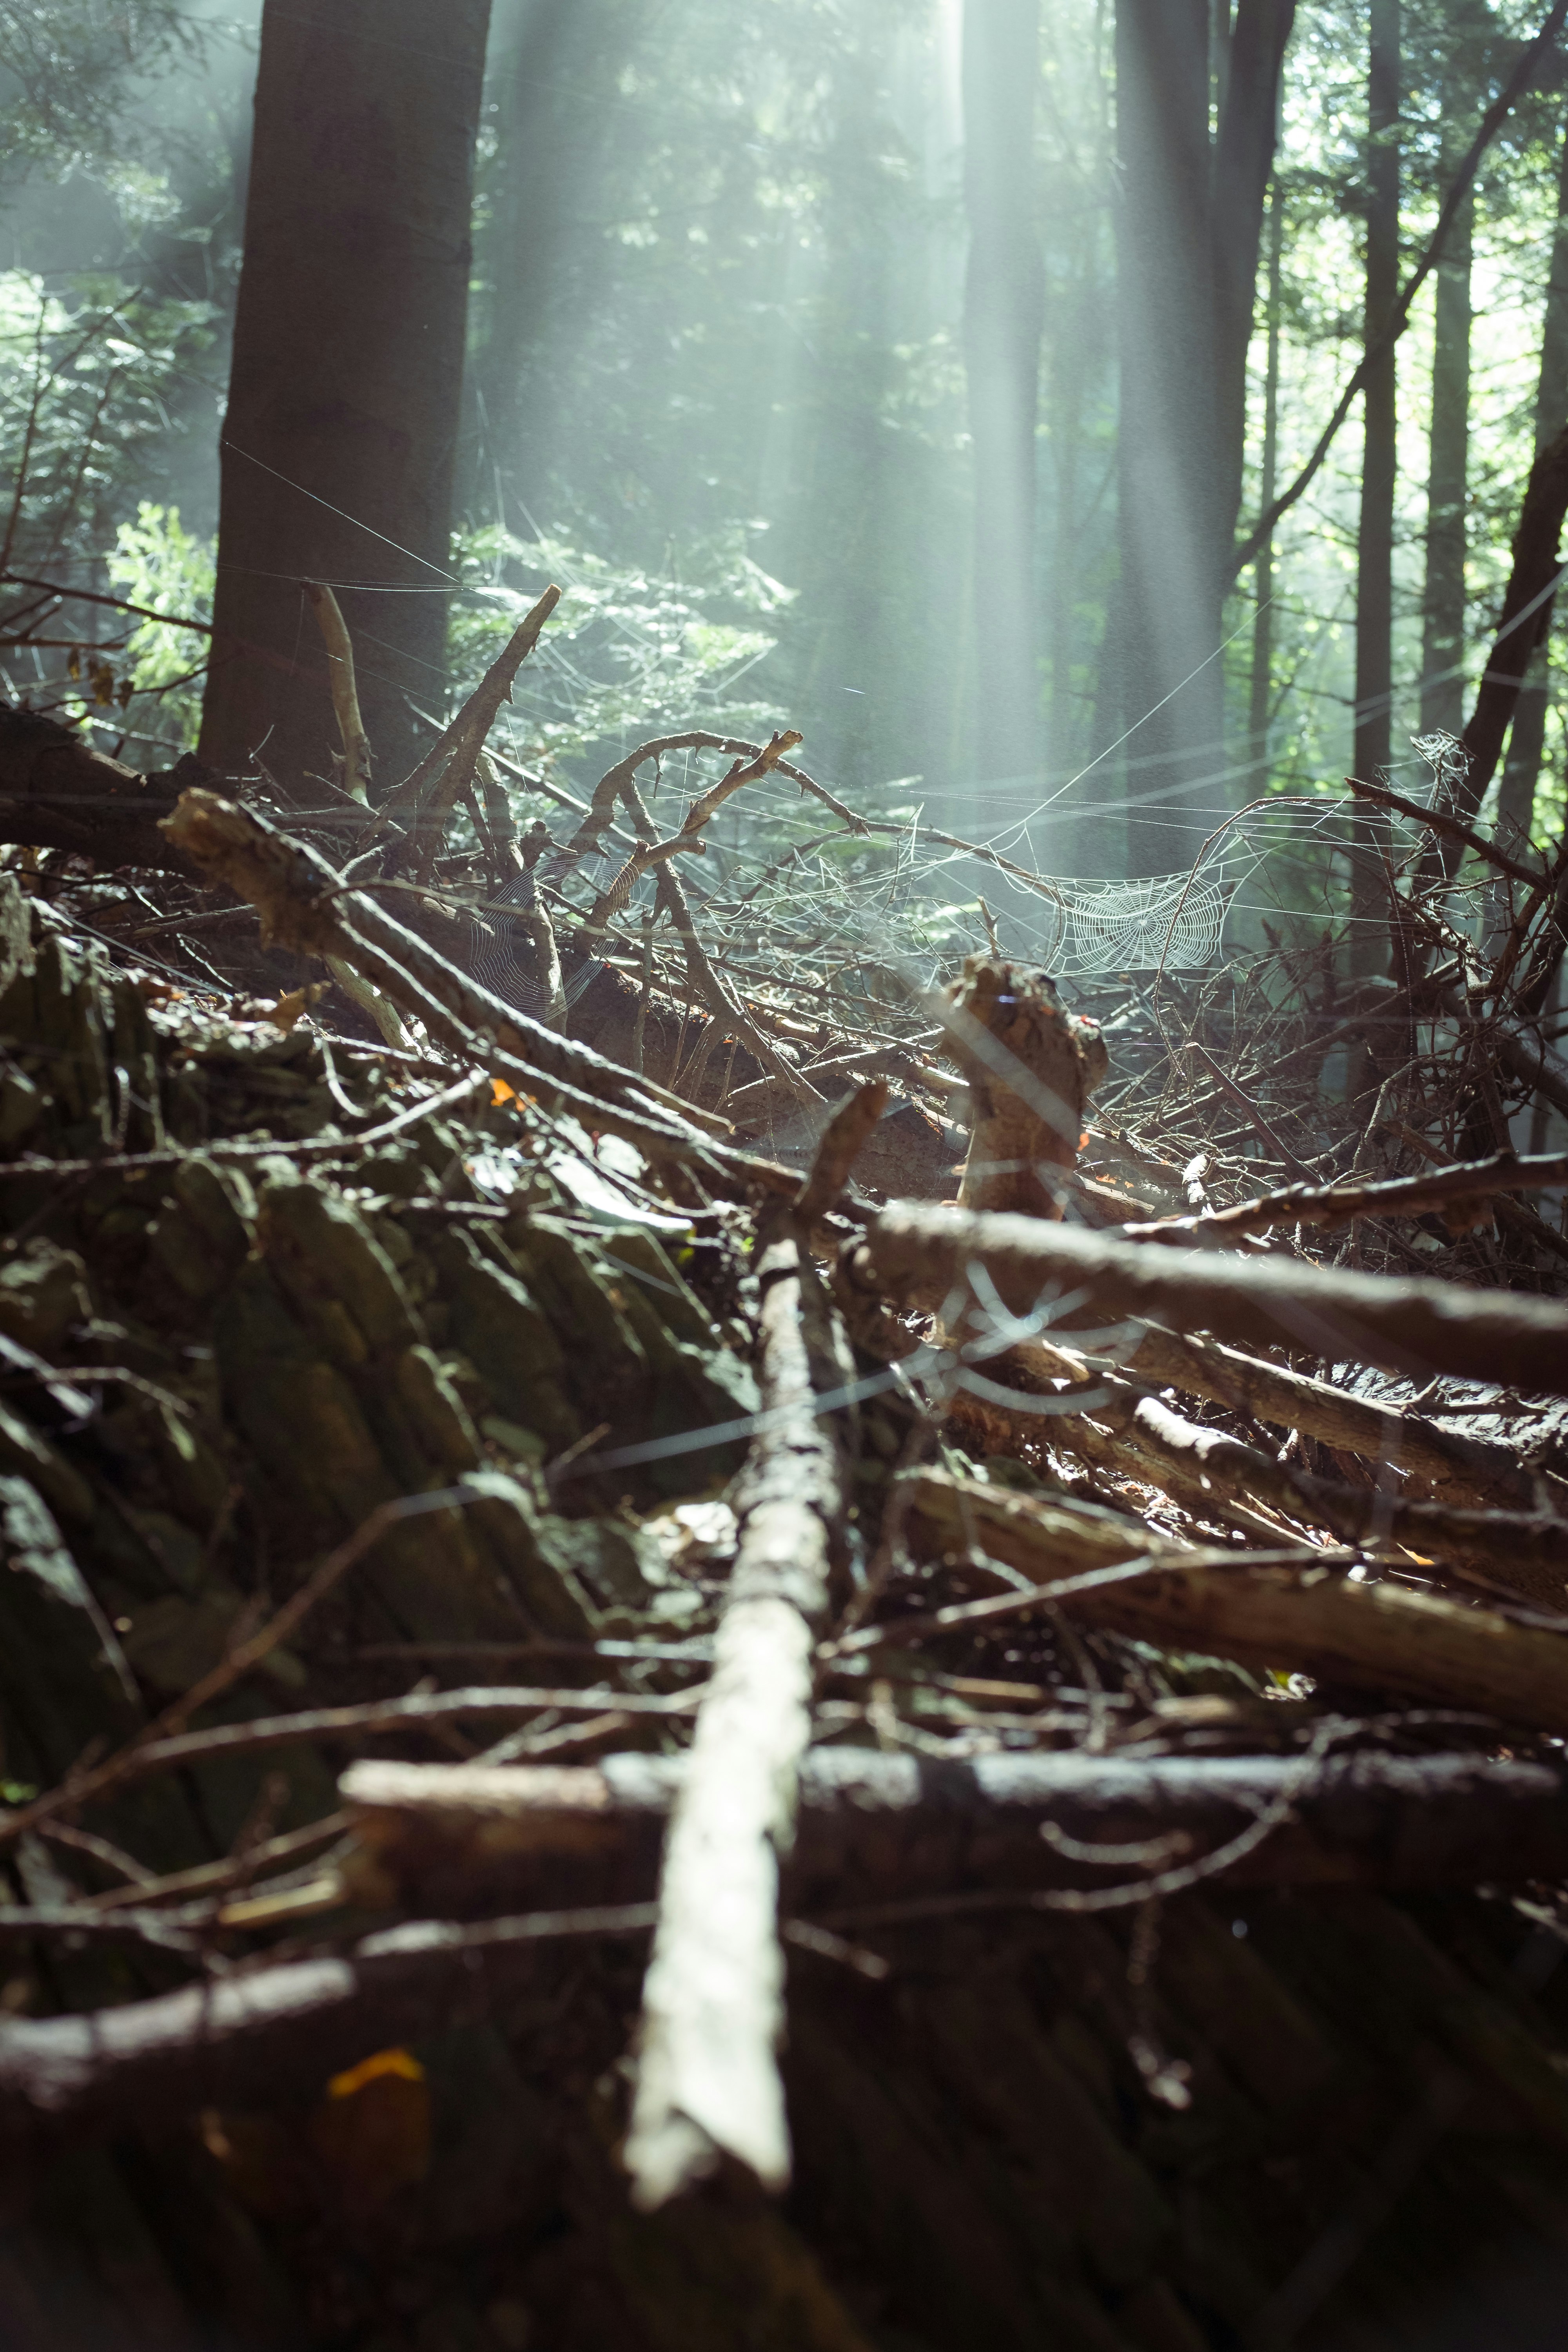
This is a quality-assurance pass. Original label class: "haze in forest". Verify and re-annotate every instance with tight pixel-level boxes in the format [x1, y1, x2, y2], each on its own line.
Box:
[3, 0, 1568, 980]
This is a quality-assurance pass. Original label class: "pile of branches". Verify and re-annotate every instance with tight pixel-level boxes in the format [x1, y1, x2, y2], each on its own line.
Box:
[5, 587, 1568, 2344]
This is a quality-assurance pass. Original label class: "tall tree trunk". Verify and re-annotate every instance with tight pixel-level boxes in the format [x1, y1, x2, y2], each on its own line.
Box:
[1496, 123, 1568, 853]
[962, 0, 1044, 790]
[1212, 0, 1297, 553]
[1350, 0, 1400, 984]
[1114, 0, 1219, 871]
[1114, 0, 1290, 873]
[199, 0, 492, 794]
[1418, 180, 1471, 746]
[1249, 179, 1284, 785]
[472, 0, 633, 527]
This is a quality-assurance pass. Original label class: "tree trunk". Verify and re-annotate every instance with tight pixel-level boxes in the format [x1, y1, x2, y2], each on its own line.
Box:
[1248, 180, 1284, 786]
[962, 0, 1044, 792]
[472, 0, 633, 526]
[1114, 0, 1218, 871]
[1212, 0, 1297, 554]
[1350, 0, 1399, 985]
[198, 0, 492, 796]
[1114, 0, 1290, 874]
[1418, 179, 1470, 746]
[1496, 122, 1568, 854]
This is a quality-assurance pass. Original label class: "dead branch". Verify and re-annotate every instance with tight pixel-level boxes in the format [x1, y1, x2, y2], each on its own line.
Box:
[301, 580, 372, 804]
[853, 1202, 1568, 1393]
[902, 1470, 1568, 1731]
[1056, 1385, 1568, 1603]
[1122, 1149, 1568, 1245]
[156, 788, 810, 1195]
[374, 586, 560, 842]
[795, 1077, 890, 1224]
[0, 1903, 659, 2171]
[623, 1194, 852, 2208]
[1343, 775, 1544, 892]
[337, 1745, 1568, 1918]
[942, 959, 1108, 1214]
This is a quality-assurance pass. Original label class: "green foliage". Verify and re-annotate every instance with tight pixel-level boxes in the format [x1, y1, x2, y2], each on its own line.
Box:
[448, 524, 791, 774]
[107, 503, 214, 746]
[0, 2, 197, 185]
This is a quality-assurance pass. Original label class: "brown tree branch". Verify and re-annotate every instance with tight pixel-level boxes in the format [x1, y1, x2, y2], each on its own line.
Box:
[854, 1202, 1568, 1394]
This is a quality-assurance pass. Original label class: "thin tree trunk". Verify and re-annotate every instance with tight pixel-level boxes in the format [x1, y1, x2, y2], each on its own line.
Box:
[962, 0, 1044, 790]
[1249, 179, 1283, 784]
[472, 0, 633, 526]
[1114, 0, 1219, 871]
[1418, 180, 1471, 745]
[1496, 123, 1568, 853]
[1211, 0, 1297, 553]
[199, 0, 492, 793]
[1350, 0, 1400, 984]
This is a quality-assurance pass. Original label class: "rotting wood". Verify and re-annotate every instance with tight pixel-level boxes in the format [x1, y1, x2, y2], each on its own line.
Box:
[901, 1468, 1568, 1731]
[938, 956, 1108, 1214]
[854, 1200, 1568, 1393]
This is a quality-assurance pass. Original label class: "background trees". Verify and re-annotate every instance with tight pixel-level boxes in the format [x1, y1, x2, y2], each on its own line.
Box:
[2, 0, 1567, 923]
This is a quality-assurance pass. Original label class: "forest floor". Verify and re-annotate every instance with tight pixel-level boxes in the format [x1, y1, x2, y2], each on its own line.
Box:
[5, 618, 1568, 2348]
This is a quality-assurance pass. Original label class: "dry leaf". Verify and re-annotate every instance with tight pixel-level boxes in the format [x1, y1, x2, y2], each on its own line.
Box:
[268, 982, 328, 1033]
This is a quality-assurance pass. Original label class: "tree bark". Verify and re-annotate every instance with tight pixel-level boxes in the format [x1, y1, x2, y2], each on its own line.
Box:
[1212, 0, 1297, 554]
[1248, 180, 1284, 786]
[1114, 0, 1220, 869]
[1418, 176, 1470, 745]
[1495, 124, 1568, 854]
[1114, 0, 1291, 871]
[198, 0, 492, 794]
[1350, 0, 1399, 984]
[1440, 425, 1568, 861]
[852, 1198, 1568, 1393]
[962, 0, 1044, 789]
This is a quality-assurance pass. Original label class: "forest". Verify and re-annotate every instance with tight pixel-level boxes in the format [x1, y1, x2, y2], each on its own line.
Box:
[5, 0, 1568, 2346]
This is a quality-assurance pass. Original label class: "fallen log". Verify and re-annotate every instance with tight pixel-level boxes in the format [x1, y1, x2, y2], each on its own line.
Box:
[1056, 1388, 1568, 1606]
[336, 1746, 1568, 1919]
[902, 1469, 1568, 1731]
[0, 701, 208, 875]
[854, 1201, 1568, 1394]
[622, 1161, 855, 2206]
[1118, 1325, 1560, 1517]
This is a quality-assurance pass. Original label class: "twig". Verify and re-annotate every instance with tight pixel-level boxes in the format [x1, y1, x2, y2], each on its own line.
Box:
[5, 1067, 489, 1181]
[1343, 775, 1545, 892]
[1122, 1150, 1568, 1244]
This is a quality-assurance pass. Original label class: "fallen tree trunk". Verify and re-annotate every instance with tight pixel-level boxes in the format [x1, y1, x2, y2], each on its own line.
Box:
[1118, 1324, 1561, 1516]
[902, 1469, 1568, 1731]
[336, 1745, 1568, 1918]
[1055, 1388, 1568, 1605]
[623, 1172, 855, 2207]
[854, 1201, 1568, 1393]
[0, 702, 207, 875]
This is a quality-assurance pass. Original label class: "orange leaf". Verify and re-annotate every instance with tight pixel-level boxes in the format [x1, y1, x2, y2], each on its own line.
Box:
[491, 1076, 517, 1106]
[327, 2046, 425, 2099]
